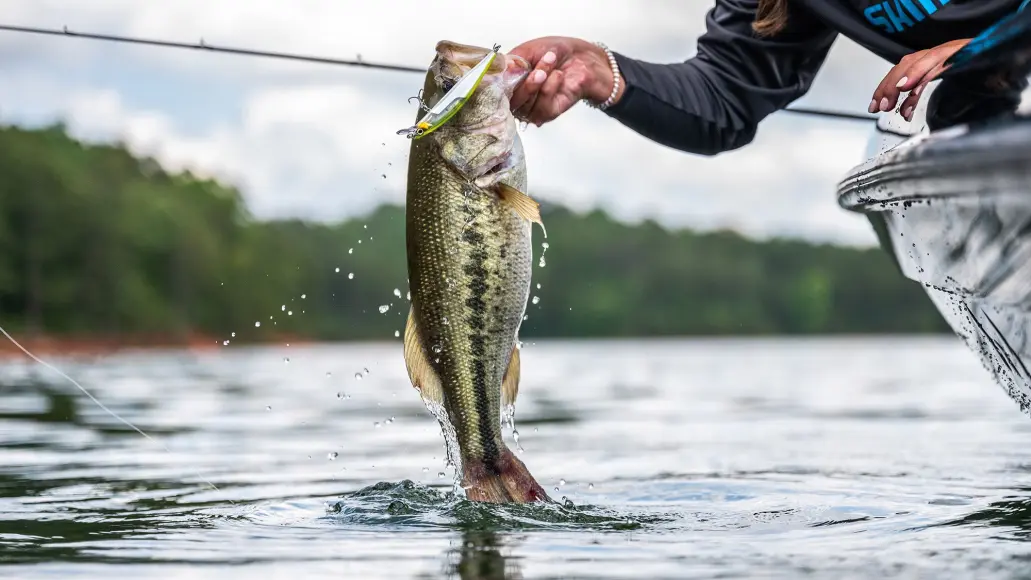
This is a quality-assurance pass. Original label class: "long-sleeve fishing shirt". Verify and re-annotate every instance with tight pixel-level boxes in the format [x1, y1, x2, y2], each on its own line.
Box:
[605, 0, 1025, 155]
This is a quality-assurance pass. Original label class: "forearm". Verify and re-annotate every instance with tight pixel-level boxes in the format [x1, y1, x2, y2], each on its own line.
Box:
[585, 0, 837, 156]
[602, 54, 762, 156]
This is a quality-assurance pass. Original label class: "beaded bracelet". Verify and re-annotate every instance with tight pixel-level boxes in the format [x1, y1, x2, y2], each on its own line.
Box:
[585, 42, 621, 111]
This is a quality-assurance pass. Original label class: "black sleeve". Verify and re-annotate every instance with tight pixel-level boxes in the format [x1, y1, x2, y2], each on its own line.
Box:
[603, 0, 838, 156]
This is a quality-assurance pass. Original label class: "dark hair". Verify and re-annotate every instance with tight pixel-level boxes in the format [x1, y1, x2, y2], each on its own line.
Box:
[753, 0, 789, 36]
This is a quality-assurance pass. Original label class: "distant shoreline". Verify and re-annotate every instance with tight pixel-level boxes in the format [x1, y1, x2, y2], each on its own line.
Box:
[0, 331, 957, 360]
[0, 333, 314, 359]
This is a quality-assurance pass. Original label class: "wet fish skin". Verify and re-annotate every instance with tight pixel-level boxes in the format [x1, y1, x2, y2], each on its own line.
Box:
[402, 40, 548, 504]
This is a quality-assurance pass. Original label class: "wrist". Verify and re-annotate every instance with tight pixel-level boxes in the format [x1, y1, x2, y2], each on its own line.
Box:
[581, 42, 625, 108]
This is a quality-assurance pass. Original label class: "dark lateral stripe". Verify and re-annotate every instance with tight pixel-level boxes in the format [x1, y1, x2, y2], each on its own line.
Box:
[465, 241, 499, 471]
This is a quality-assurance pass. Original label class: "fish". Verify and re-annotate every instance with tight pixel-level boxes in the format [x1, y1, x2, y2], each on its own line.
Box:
[401, 40, 549, 504]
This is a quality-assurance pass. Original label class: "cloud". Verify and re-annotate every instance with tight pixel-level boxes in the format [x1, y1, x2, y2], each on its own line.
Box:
[0, 0, 903, 246]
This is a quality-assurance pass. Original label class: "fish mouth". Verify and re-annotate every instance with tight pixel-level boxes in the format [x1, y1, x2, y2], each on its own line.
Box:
[434, 41, 506, 72]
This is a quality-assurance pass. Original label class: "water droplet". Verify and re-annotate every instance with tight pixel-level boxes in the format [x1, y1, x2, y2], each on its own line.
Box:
[363, 367, 370, 374]
[281, 304, 286, 311]
[432, 344, 442, 353]
[554, 487, 559, 492]
[288, 311, 293, 316]
[363, 224, 368, 229]
[223, 340, 230, 346]
[394, 330, 400, 337]
[393, 288, 402, 298]
[422, 467, 429, 473]
[336, 392, 343, 399]
[381, 174, 386, 179]
[374, 421, 381, 428]
[534, 427, 539, 433]
[255, 321, 261, 327]
[335, 267, 340, 273]
[231, 332, 236, 337]
[438, 472, 446, 478]
[301, 294, 306, 299]
[406, 291, 411, 300]
[355, 372, 363, 380]
[588, 483, 594, 489]
[559, 479, 566, 485]
[348, 273, 354, 279]
[378, 304, 390, 314]
[531, 296, 540, 304]
[541, 242, 550, 249]
[265, 405, 271, 411]
[536, 283, 541, 289]
[538, 256, 546, 267]
[283, 357, 290, 364]
[348, 248, 353, 254]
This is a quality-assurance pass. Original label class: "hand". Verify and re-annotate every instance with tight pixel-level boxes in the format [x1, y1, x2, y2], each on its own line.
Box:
[508, 36, 624, 126]
[869, 38, 971, 122]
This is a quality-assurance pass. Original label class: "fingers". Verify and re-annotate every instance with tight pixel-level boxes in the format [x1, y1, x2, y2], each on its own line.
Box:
[870, 59, 910, 114]
[526, 69, 566, 126]
[511, 50, 557, 115]
[899, 86, 922, 122]
[871, 43, 961, 115]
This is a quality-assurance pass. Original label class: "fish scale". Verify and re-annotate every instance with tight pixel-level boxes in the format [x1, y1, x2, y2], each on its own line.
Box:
[401, 40, 548, 503]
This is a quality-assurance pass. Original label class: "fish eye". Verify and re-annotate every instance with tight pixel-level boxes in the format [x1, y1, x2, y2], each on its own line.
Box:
[416, 128, 425, 135]
[441, 78, 456, 92]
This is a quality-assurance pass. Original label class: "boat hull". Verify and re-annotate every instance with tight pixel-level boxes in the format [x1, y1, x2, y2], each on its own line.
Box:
[838, 15, 1031, 415]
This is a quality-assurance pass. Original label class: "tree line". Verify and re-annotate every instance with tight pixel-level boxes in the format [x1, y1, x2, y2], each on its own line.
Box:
[0, 123, 948, 344]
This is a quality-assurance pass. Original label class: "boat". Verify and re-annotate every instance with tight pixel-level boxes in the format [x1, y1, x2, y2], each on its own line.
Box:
[837, 9, 1031, 415]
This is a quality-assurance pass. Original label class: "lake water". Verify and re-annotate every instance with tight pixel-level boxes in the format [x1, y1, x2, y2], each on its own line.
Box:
[2, 337, 1031, 578]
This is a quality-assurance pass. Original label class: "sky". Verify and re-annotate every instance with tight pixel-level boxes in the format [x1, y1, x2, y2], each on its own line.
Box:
[0, 1, 903, 246]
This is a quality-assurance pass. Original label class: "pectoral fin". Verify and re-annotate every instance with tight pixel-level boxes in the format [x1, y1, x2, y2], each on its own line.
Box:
[501, 344, 520, 409]
[403, 306, 444, 405]
[496, 183, 545, 234]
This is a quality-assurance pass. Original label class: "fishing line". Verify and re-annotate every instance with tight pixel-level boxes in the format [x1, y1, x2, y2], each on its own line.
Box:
[0, 323, 233, 504]
[0, 23, 878, 124]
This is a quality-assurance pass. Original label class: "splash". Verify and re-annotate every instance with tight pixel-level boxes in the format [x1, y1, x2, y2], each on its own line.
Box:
[327, 480, 657, 531]
[418, 394, 464, 494]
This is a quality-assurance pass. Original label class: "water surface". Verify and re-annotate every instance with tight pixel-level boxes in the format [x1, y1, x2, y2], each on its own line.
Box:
[2, 337, 1031, 578]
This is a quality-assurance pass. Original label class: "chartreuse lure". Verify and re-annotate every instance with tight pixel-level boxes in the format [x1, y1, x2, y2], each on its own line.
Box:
[397, 44, 501, 140]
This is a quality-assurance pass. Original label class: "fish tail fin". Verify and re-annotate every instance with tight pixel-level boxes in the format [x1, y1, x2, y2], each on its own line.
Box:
[462, 445, 549, 504]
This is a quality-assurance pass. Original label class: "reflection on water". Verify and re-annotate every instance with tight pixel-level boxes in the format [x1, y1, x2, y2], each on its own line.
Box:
[2, 338, 1031, 578]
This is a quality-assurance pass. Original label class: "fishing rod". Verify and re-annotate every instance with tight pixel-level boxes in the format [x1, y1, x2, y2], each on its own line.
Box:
[0, 23, 878, 124]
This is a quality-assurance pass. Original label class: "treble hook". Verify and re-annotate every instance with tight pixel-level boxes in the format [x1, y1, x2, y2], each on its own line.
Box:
[407, 89, 431, 112]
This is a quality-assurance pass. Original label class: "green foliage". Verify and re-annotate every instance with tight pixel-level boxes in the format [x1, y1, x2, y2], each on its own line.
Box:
[0, 124, 948, 341]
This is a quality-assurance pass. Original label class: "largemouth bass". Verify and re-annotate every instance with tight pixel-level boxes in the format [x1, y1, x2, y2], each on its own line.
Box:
[402, 41, 549, 504]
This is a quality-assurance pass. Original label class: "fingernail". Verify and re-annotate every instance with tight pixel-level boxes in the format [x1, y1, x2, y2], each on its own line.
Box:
[896, 76, 908, 89]
[880, 97, 891, 112]
[868, 99, 878, 114]
[531, 70, 546, 83]
[903, 105, 914, 120]
[914, 84, 924, 96]
[541, 51, 556, 65]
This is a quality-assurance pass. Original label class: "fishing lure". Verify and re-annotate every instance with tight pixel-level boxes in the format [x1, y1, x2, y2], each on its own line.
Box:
[396, 44, 501, 140]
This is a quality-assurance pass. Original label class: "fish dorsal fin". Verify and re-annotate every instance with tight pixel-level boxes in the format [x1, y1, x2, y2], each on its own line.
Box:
[496, 183, 545, 235]
[501, 344, 521, 409]
[403, 306, 445, 405]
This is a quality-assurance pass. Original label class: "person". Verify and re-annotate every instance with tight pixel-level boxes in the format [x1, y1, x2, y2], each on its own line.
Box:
[507, 0, 1027, 156]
